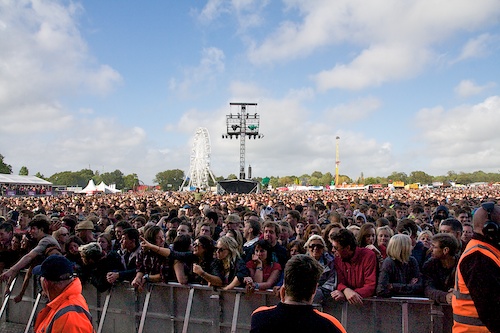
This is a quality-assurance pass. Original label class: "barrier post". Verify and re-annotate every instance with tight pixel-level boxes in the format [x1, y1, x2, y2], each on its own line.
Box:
[181, 287, 195, 333]
[23, 292, 41, 333]
[137, 285, 152, 333]
[230, 292, 242, 333]
[97, 288, 112, 333]
[0, 277, 16, 319]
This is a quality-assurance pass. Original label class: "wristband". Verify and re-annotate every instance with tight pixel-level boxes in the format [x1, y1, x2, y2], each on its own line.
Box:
[143, 274, 150, 282]
[254, 283, 260, 290]
[256, 266, 263, 271]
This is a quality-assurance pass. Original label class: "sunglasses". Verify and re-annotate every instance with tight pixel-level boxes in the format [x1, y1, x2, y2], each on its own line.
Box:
[309, 244, 324, 250]
[193, 243, 201, 248]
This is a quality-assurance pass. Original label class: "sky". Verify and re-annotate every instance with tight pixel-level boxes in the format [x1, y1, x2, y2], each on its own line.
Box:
[1, 0, 500, 185]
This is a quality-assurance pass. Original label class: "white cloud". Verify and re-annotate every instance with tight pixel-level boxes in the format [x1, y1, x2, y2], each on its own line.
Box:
[248, 0, 500, 90]
[323, 96, 382, 123]
[453, 33, 496, 63]
[455, 79, 495, 98]
[197, 0, 227, 23]
[414, 95, 500, 173]
[314, 44, 432, 91]
[169, 47, 225, 99]
[197, 0, 269, 31]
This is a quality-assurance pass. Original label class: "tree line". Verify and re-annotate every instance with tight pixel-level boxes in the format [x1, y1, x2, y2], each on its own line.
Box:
[1, 154, 499, 191]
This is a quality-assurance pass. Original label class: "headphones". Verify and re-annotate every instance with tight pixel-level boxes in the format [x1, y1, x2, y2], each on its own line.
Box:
[481, 202, 499, 243]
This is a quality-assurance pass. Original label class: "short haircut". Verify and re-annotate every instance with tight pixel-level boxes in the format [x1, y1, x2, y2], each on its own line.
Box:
[122, 228, 140, 246]
[205, 211, 218, 222]
[173, 234, 192, 252]
[29, 215, 51, 234]
[432, 233, 459, 257]
[245, 218, 261, 237]
[396, 218, 418, 238]
[115, 220, 133, 230]
[386, 234, 412, 263]
[440, 218, 463, 233]
[0, 222, 13, 233]
[284, 254, 323, 302]
[330, 229, 357, 250]
[262, 221, 280, 236]
[178, 221, 193, 233]
[287, 210, 301, 221]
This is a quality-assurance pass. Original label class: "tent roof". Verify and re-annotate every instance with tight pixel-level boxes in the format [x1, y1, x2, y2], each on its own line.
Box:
[0, 174, 52, 185]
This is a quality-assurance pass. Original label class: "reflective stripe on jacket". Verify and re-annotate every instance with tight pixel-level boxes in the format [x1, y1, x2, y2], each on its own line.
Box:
[34, 278, 94, 333]
[452, 239, 500, 333]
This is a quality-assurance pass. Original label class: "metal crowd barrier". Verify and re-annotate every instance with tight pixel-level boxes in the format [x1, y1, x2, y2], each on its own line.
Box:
[0, 271, 453, 333]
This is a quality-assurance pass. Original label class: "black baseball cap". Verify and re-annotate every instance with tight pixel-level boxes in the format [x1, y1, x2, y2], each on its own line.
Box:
[33, 255, 75, 281]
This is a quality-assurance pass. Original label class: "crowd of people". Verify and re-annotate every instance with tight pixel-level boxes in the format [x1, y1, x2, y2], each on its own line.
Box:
[0, 185, 499, 331]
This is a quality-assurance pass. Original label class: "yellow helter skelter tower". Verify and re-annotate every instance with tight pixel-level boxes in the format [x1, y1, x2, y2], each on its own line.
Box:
[335, 136, 340, 187]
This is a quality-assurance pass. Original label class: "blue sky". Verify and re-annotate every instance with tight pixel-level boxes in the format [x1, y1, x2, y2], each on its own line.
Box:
[1, 0, 500, 185]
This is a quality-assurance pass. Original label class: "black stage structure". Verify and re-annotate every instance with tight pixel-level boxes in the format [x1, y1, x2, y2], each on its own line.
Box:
[217, 179, 260, 194]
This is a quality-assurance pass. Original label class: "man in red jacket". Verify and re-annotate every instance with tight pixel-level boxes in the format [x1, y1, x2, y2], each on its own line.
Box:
[33, 255, 94, 333]
[330, 229, 377, 304]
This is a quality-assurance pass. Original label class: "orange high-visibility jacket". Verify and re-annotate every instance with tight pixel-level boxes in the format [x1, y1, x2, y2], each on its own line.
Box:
[452, 239, 500, 333]
[34, 278, 94, 333]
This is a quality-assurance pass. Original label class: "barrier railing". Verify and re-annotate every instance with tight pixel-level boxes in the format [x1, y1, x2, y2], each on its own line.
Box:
[0, 271, 453, 333]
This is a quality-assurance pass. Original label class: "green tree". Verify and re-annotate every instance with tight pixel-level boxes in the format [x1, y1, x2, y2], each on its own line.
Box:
[227, 174, 238, 180]
[123, 173, 140, 191]
[311, 171, 323, 179]
[269, 176, 279, 189]
[19, 166, 29, 176]
[154, 169, 185, 191]
[101, 169, 125, 189]
[387, 171, 408, 184]
[0, 154, 12, 174]
[408, 171, 433, 185]
[49, 169, 96, 187]
[35, 172, 47, 180]
[320, 172, 334, 186]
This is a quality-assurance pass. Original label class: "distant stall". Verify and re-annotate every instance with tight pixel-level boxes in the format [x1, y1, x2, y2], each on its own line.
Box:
[0, 174, 53, 196]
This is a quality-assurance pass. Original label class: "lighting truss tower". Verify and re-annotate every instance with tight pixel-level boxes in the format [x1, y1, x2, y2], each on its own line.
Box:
[335, 136, 340, 187]
[222, 103, 263, 179]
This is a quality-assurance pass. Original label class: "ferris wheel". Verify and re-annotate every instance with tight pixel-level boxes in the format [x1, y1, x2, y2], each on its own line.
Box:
[180, 127, 217, 190]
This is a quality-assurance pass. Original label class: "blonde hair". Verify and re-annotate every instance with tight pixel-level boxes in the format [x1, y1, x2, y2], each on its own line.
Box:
[417, 230, 433, 241]
[386, 234, 412, 263]
[377, 225, 394, 238]
[217, 236, 241, 271]
[304, 234, 327, 249]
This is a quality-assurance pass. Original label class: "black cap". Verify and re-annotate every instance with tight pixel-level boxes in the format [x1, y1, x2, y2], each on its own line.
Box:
[33, 255, 74, 281]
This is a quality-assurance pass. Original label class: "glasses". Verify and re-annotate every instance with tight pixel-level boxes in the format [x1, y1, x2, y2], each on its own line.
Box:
[60, 233, 69, 236]
[193, 243, 200, 248]
[215, 247, 227, 253]
[309, 244, 324, 250]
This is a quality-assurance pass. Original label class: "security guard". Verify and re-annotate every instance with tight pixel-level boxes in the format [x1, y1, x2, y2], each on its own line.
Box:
[452, 202, 500, 333]
[33, 255, 94, 333]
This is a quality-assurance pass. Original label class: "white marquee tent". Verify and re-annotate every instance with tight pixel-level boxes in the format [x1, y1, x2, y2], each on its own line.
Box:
[80, 180, 121, 195]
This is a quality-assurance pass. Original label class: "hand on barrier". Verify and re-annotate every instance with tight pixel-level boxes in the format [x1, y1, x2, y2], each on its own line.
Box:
[331, 290, 346, 302]
[343, 288, 363, 305]
[0, 269, 15, 283]
[106, 272, 119, 284]
[131, 275, 145, 292]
